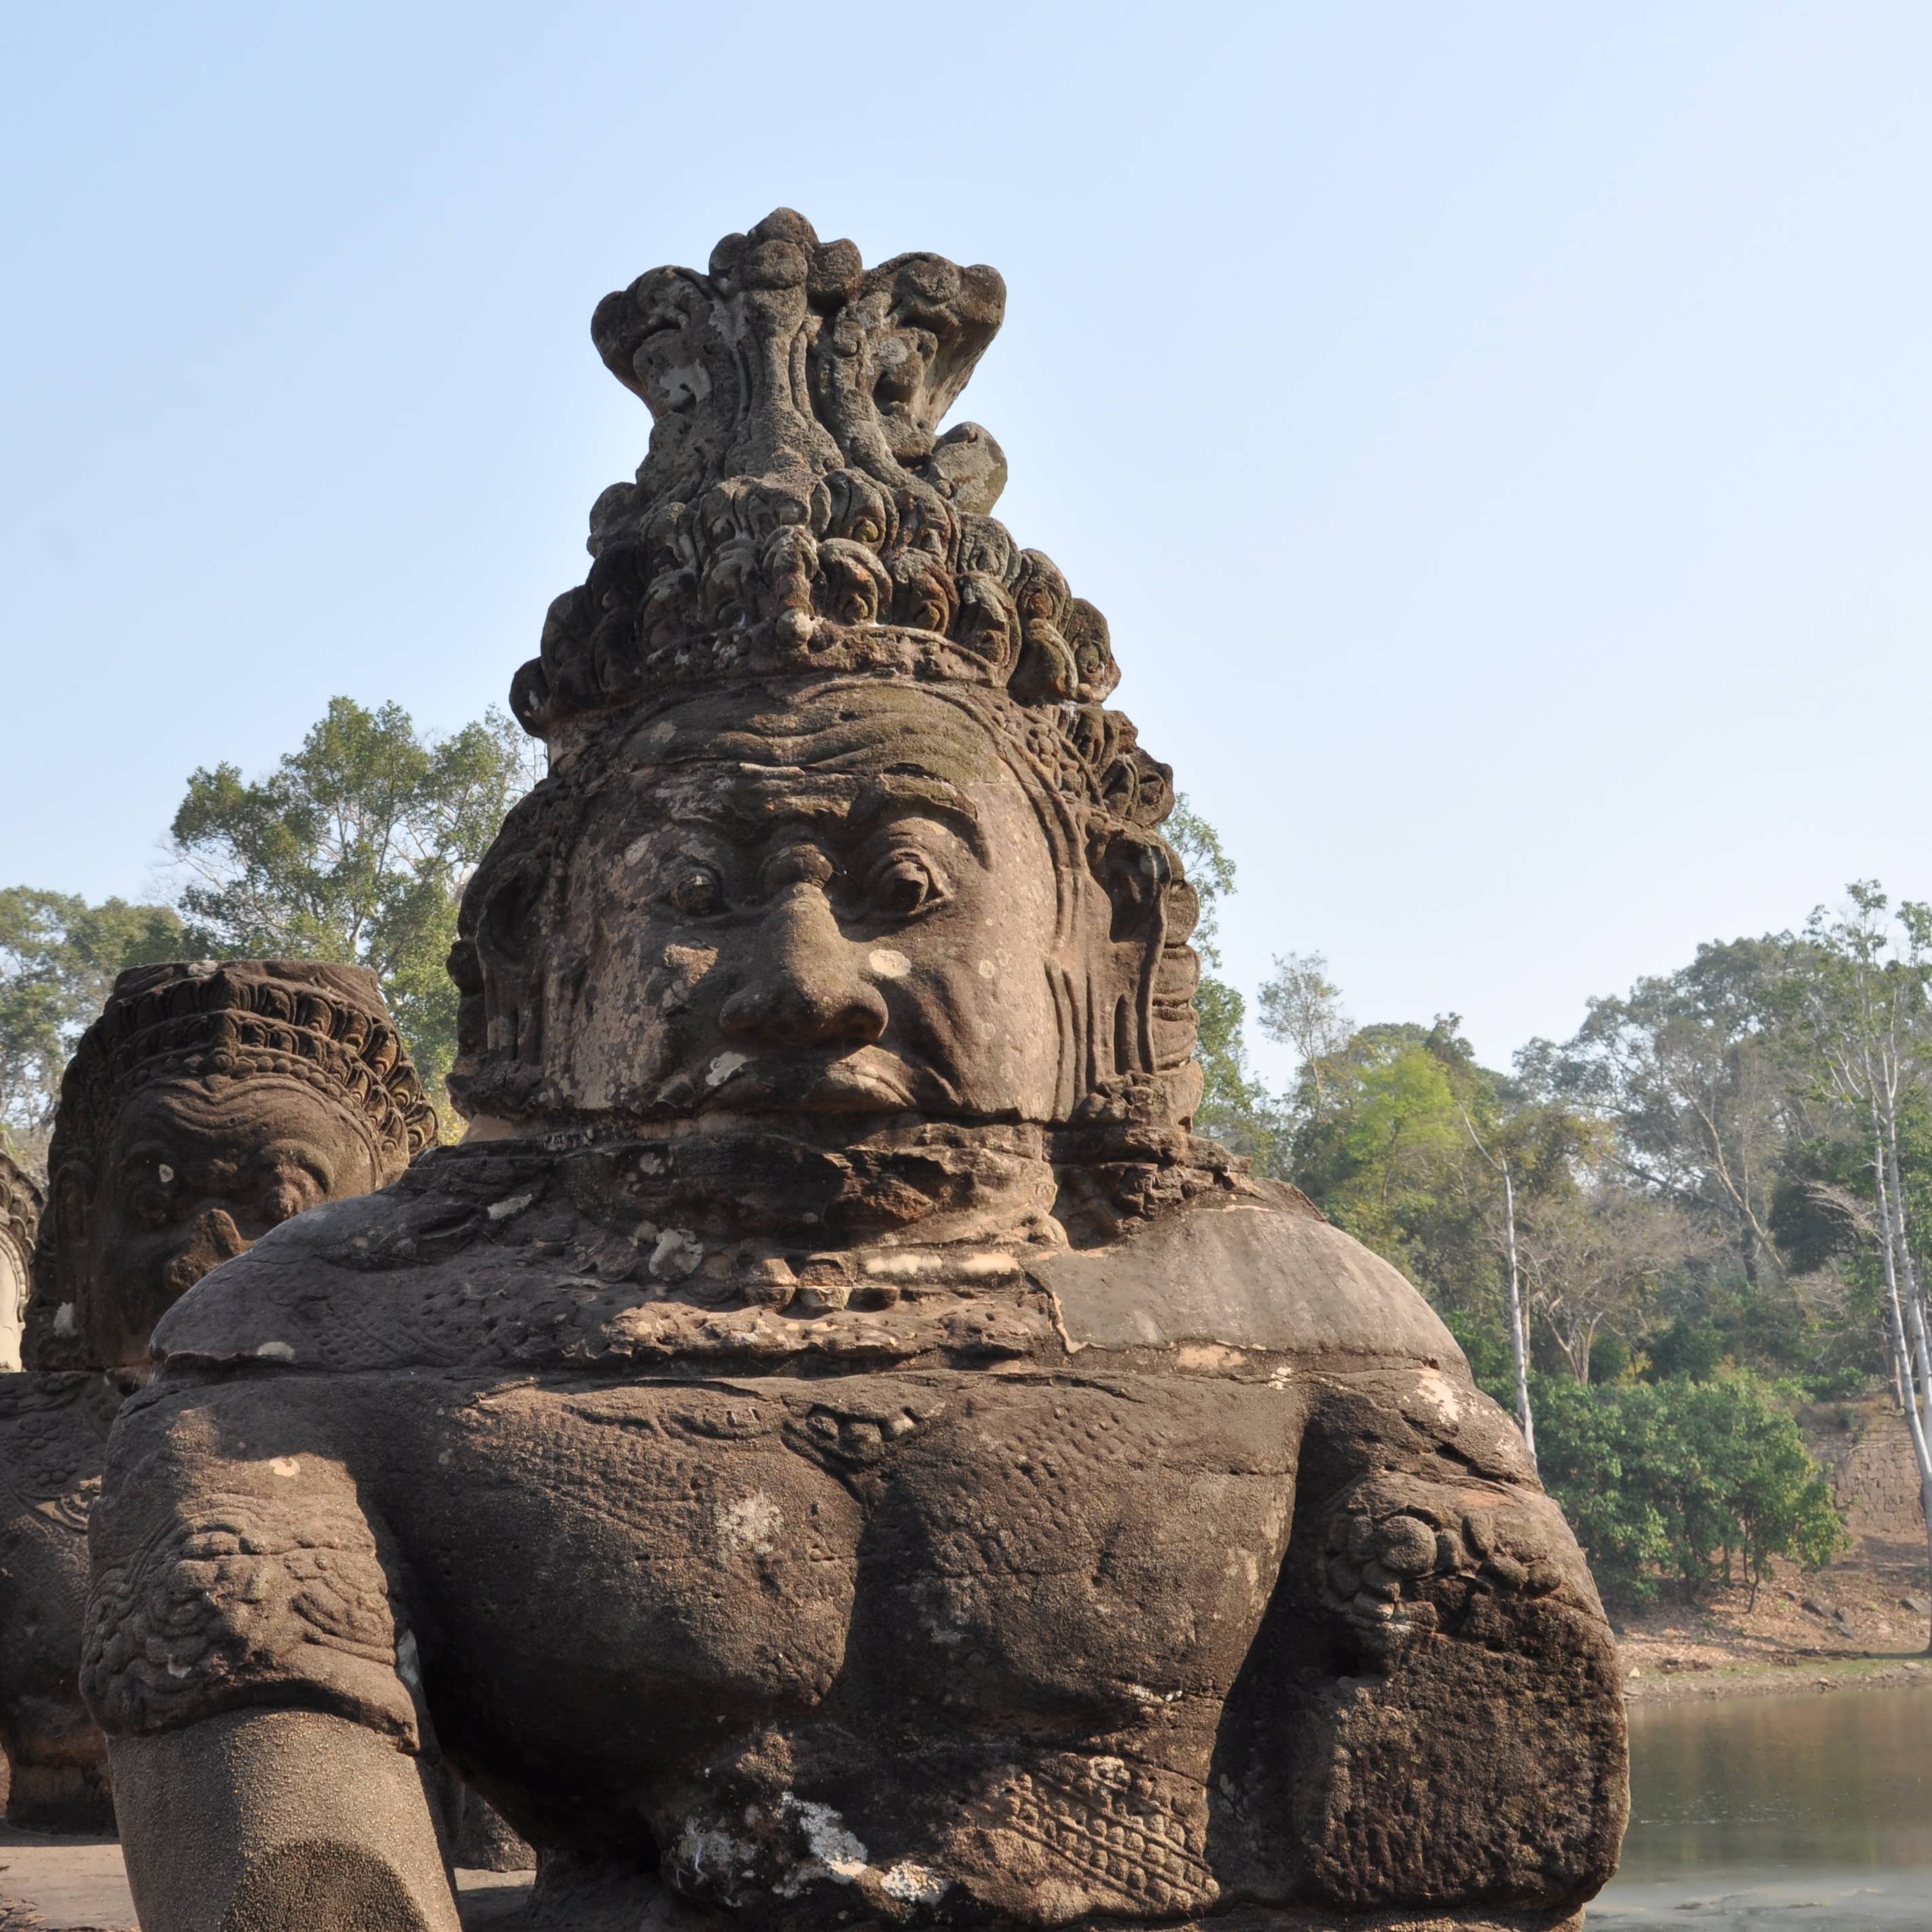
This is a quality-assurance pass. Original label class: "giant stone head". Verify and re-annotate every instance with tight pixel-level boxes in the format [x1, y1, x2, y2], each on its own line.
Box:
[29, 959, 435, 1376]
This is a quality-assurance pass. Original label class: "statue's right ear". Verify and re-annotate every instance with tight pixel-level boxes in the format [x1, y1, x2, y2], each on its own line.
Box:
[22, 1161, 92, 1368]
[53, 1167, 93, 1313]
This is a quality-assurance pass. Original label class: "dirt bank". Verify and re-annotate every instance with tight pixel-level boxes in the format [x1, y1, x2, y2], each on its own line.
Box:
[1621, 1650, 1931, 1705]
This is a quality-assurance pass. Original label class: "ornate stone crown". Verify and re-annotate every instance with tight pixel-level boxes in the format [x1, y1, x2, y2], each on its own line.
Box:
[511, 208, 1171, 834]
[450, 212, 1220, 1200]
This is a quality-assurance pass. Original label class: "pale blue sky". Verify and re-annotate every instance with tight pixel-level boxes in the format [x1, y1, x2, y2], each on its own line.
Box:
[4, 2, 1928, 1082]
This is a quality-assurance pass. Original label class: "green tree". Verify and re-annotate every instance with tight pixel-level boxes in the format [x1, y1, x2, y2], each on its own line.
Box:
[1286, 1017, 1535, 1313]
[1530, 1377, 1675, 1607]
[1531, 938, 1798, 1291]
[170, 697, 541, 1118]
[1534, 1371, 1844, 1609]
[1672, 1374, 1847, 1603]
[1292, 1021, 1469, 1262]
[0, 890, 184, 1170]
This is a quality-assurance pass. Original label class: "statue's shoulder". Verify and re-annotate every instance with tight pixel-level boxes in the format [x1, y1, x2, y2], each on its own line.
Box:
[1027, 1182, 1465, 1369]
[145, 1173, 452, 1373]
[0, 1370, 107, 1525]
[0, 1367, 108, 1426]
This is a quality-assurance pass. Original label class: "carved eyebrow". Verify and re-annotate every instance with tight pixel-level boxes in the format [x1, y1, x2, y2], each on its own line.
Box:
[847, 776, 985, 854]
[656, 771, 986, 855]
[113, 1142, 242, 1192]
[248, 1140, 334, 1185]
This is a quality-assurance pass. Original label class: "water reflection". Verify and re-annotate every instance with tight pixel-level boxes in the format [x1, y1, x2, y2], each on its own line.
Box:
[1592, 1683, 1932, 1927]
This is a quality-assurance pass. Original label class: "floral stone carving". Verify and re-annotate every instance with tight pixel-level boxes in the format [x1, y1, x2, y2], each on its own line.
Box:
[87, 213, 1626, 1932]
[0, 960, 433, 1830]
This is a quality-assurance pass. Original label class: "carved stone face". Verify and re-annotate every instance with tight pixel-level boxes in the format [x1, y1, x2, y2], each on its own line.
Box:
[485, 682, 1072, 1127]
[61, 1078, 382, 1371]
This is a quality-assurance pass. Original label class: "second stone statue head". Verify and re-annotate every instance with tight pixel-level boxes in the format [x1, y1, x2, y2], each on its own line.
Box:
[27, 960, 436, 1377]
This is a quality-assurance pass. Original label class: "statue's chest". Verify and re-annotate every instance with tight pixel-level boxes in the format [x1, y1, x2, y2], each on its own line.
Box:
[0, 1397, 102, 1725]
[387, 1372, 1301, 1773]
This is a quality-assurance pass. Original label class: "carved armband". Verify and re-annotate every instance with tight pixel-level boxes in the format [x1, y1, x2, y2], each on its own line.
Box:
[84, 1489, 419, 1747]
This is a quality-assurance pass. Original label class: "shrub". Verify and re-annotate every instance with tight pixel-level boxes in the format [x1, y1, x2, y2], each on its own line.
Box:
[1534, 1370, 1846, 1609]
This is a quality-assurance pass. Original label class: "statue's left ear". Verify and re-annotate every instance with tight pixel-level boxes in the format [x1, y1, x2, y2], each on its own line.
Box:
[1087, 830, 1171, 1078]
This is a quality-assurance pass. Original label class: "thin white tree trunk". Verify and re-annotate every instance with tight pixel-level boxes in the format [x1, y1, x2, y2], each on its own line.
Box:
[1881, 1122, 1932, 1429]
[1458, 1108, 1537, 1471]
[1874, 1142, 1932, 1654]
[1501, 1163, 1536, 1472]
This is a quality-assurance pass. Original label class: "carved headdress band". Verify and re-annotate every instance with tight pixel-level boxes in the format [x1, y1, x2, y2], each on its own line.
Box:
[43, 960, 437, 1182]
[511, 208, 1173, 835]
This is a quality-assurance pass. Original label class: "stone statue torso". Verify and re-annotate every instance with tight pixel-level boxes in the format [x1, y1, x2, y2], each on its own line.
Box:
[0, 1371, 115, 1828]
[87, 1148, 1620, 1923]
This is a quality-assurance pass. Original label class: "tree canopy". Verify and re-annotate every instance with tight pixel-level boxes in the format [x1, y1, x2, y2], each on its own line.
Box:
[170, 697, 542, 1114]
[0, 890, 184, 1166]
[1, 698, 541, 1167]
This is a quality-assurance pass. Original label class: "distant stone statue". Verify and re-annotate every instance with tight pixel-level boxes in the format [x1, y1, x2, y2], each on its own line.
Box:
[88, 213, 1627, 1932]
[0, 960, 435, 1830]
[0, 1150, 39, 1373]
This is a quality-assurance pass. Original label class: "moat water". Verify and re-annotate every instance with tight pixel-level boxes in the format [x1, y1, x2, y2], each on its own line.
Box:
[1591, 1681, 1932, 1928]
[3, 1683, 1929, 1928]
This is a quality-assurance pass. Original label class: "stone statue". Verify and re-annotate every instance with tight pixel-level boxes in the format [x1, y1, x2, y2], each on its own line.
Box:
[0, 1150, 39, 1373]
[87, 213, 1627, 1932]
[0, 960, 435, 1830]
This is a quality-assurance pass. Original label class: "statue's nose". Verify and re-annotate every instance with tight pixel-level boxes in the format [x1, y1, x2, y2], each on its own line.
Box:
[162, 1207, 251, 1297]
[719, 883, 889, 1049]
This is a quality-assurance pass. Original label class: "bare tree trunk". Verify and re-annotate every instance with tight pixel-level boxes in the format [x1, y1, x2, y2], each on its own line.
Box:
[1499, 1162, 1537, 1473]
[1459, 1108, 1537, 1472]
[1882, 1125, 1932, 1430]
[1874, 1142, 1932, 1654]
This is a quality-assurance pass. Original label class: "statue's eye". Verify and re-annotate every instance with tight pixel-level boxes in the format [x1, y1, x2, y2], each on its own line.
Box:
[666, 864, 724, 917]
[128, 1186, 173, 1231]
[259, 1169, 324, 1231]
[867, 852, 949, 920]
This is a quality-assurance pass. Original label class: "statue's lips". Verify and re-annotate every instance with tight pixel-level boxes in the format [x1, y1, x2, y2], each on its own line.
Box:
[696, 1049, 921, 1114]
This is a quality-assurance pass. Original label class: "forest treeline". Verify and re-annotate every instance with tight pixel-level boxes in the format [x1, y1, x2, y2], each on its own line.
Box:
[1169, 803, 1932, 1618]
[3, 718, 1927, 1618]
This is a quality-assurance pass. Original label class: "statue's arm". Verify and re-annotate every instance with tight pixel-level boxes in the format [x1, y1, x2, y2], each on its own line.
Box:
[1214, 1364, 1627, 1923]
[111, 1709, 462, 1932]
[85, 1381, 461, 1932]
